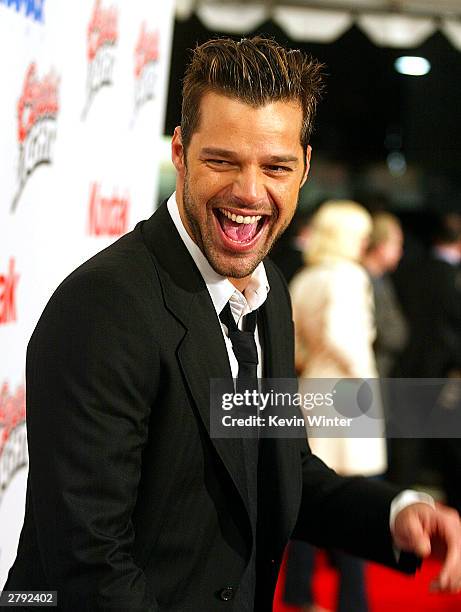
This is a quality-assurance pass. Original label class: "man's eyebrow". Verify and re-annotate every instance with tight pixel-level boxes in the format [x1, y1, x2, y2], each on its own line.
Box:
[200, 148, 300, 164]
[266, 154, 299, 164]
[200, 147, 235, 158]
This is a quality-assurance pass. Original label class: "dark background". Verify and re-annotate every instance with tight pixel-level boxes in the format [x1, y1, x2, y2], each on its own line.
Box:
[164, 15, 461, 214]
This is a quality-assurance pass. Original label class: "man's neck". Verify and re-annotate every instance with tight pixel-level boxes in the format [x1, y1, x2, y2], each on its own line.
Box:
[229, 276, 251, 293]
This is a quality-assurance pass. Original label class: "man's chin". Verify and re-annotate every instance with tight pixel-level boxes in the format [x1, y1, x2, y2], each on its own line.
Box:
[202, 231, 275, 279]
[207, 253, 263, 280]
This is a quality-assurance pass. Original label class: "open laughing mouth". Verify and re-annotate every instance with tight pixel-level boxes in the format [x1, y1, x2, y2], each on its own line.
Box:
[213, 207, 269, 251]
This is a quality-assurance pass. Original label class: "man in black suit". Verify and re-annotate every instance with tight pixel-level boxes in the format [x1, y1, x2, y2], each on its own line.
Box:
[390, 213, 461, 508]
[395, 213, 461, 380]
[5, 37, 461, 611]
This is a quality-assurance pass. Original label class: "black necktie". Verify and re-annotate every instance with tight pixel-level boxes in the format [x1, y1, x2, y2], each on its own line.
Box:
[219, 302, 258, 395]
[220, 300, 259, 609]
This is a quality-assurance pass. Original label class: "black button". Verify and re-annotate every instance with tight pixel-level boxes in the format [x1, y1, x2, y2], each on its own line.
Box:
[219, 586, 235, 601]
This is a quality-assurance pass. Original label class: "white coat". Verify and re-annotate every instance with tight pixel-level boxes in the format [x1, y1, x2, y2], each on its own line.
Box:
[290, 258, 387, 476]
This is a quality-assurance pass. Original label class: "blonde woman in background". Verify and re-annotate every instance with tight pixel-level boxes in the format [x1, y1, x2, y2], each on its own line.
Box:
[284, 201, 385, 612]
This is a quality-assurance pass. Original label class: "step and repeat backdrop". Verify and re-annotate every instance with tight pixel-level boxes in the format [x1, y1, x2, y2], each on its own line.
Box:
[0, 0, 175, 585]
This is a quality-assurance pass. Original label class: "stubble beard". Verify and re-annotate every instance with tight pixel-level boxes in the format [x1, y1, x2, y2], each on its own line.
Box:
[182, 177, 291, 279]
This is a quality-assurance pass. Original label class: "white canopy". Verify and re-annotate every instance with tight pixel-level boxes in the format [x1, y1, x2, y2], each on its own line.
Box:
[175, 0, 461, 49]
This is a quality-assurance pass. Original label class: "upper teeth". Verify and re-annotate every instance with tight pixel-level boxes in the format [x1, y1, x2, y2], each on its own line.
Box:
[221, 209, 262, 224]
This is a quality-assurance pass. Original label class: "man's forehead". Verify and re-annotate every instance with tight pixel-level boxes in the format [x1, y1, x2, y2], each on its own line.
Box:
[190, 91, 304, 145]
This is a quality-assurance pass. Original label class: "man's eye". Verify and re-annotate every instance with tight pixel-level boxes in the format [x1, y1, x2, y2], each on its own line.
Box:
[266, 165, 292, 173]
[208, 159, 230, 165]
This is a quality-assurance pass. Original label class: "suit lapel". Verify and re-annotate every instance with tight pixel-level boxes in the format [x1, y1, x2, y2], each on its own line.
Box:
[176, 298, 250, 515]
[259, 261, 303, 550]
[140, 204, 250, 516]
[260, 286, 286, 379]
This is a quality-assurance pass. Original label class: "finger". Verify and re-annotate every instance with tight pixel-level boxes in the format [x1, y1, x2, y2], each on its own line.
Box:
[431, 576, 461, 594]
[408, 513, 432, 557]
[439, 545, 461, 591]
[396, 511, 432, 557]
[435, 510, 461, 591]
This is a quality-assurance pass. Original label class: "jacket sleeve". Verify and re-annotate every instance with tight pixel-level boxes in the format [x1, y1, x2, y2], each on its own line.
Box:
[26, 268, 160, 611]
[293, 438, 420, 574]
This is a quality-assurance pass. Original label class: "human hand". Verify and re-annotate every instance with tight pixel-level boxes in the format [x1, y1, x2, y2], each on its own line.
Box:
[392, 502, 461, 593]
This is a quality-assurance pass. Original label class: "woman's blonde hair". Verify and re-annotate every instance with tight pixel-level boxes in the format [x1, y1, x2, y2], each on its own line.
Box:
[306, 200, 372, 265]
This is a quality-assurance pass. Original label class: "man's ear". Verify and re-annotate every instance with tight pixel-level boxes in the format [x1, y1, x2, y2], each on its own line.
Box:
[171, 126, 185, 175]
[300, 145, 312, 188]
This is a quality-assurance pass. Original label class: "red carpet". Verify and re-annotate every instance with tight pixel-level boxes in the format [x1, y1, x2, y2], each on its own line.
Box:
[274, 550, 461, 611]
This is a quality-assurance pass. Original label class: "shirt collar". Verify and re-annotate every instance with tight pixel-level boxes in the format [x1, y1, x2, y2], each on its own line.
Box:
[166, 193, 270, 318]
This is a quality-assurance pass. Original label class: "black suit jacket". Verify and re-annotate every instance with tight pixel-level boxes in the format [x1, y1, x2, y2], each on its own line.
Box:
[6, 203, 414, 611]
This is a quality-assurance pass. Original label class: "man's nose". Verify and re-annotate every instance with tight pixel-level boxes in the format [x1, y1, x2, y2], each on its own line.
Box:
[231, 167, 266, 206]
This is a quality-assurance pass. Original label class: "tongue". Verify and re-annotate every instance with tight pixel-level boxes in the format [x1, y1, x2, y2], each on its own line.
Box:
[221, 216, 258, 242]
